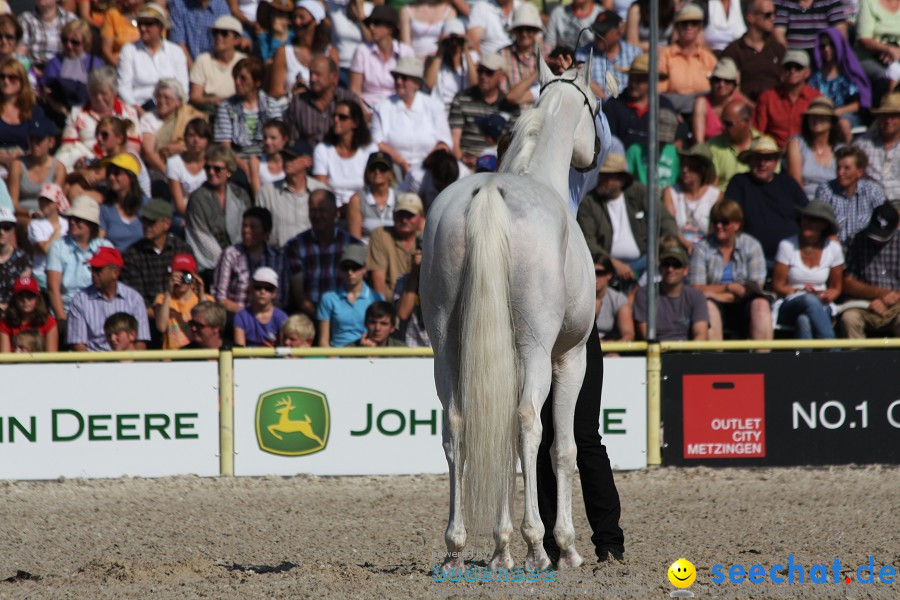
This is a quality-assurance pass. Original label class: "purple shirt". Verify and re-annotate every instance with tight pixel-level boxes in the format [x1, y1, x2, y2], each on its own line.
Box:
[234, 306, 289, 347]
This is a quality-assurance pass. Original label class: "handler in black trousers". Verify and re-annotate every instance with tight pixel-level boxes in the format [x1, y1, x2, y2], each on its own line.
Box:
[536, 321, 625, 563]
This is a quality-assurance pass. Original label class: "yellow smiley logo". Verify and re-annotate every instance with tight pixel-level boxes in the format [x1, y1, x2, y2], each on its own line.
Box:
[668, 558, 697, 588]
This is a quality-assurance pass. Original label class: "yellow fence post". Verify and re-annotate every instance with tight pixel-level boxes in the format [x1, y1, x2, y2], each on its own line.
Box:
[646, 343, 662, 466]
[219, 350, 235, 476]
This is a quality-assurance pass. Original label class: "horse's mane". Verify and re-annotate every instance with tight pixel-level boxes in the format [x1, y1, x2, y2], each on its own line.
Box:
[497, 107, 545, 177]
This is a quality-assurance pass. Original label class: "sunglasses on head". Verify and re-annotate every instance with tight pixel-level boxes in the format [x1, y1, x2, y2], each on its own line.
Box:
[204, 164, 226, 174]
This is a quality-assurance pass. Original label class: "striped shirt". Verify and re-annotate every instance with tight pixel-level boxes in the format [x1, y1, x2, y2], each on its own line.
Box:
[576, 40, 642, 97]
[845, 232, 900, 291]
[856, 130, 900, 203]
[285, 87, 359, 147]
[18, 7, 77, 66]
[283, 228, 363, 306]
[814, 178, 886, 246]
[499, 45, 537, 94]
[121, 235, 194, 307]
[689, 232, 768, 287]
[448, 86, 519, 159]
[67, 282, 152, 351]
[212, 243, 288, 309]
[213, 92, 286, 158]
[774, 0, 853, 50]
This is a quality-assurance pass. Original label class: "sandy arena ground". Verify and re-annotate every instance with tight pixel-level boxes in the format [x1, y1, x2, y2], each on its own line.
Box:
[1, 466, 898, 599]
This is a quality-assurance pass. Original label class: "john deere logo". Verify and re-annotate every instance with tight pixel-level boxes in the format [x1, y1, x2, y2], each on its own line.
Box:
[256, 388, 329, 456]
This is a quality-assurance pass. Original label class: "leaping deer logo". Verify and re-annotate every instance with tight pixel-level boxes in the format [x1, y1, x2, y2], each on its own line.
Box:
[268, 397, 325, 446]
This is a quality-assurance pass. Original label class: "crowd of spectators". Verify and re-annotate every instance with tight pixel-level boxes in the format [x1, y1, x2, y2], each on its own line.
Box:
[0, 0, 898, 353]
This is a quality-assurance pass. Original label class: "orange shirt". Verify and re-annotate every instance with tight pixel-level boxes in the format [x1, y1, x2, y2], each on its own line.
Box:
[100, 9, 140, 64]
[658, 44, 718, 95]
[152, 292, 214, 350]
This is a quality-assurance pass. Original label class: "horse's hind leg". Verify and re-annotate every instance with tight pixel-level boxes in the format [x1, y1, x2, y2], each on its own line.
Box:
[550, 346, 585, 568]
[489, 473, 514, 570]
[518, 354, 553, 571]
[435, 347, 466, 571]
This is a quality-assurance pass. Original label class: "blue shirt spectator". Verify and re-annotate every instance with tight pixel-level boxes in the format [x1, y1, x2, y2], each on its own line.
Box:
[167, 0, 231, 59]
[316, 283, 384, 347]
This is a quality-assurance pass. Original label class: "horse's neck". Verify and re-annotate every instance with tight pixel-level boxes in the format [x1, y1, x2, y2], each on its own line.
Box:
[523, 120, 577, 205]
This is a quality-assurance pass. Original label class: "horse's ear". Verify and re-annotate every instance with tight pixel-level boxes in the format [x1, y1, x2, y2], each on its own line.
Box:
[537, 45, 554, 87]
[581, 49, 593, 90]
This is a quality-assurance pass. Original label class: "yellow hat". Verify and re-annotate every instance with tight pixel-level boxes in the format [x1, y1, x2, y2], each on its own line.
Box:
[102, 153, 141, 176]
[737, 135, 783, 163]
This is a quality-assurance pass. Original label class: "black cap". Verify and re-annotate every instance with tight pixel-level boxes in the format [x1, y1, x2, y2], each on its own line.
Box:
[28, 114, 60, 138]
[281, 139, 313, 159]
[475, 113, 508, 140]
[366, 151, 393, 171]
[592, 11, 622, 35]
[866, 204, 899, 243]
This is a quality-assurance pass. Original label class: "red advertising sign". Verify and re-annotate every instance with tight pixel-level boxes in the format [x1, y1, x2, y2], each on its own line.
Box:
[683, 374, 766, 459]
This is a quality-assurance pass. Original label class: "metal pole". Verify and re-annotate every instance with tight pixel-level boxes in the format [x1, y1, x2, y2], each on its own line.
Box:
[647, 0, 660, 341]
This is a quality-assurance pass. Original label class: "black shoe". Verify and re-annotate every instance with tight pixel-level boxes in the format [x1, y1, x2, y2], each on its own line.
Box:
[597, 547, 624, 563]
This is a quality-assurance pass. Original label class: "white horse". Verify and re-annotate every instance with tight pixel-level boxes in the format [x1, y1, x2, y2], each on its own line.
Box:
[420, 54, 600, 572]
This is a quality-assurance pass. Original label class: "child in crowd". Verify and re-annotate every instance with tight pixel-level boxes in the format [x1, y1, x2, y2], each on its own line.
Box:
[104, 312, 139, 351]
[234, 267, 289, 347]
[0, 276, 58, 353]
[280, 313, 315, 348]
[27, 183, 69, 290]
[13, 329, 44, 353]
[316, 244, 384, 347]
[353, 301, 406, 347]
[153, 254, 213, 349]
[249, 119, 287, 196]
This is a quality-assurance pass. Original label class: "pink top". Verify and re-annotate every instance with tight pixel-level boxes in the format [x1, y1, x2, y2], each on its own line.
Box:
[703, 92, 741, 140]
[350, 40, 415, 109]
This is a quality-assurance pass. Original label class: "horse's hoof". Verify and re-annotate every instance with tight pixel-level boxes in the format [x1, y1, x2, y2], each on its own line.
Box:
[442, 557, 464, 573]
[524, 549, 551, 571]
[489, 551, 514, 571]
[557, 549, 584, 569]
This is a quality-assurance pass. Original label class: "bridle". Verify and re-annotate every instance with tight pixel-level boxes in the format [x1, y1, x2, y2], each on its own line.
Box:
[537, 28, 602, 173]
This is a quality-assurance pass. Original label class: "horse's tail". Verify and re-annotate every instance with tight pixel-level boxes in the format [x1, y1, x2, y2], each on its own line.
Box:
[459, 184, 518, 532]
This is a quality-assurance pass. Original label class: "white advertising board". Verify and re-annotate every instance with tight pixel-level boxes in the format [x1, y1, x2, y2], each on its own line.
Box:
[0, 362, 220, 480]
[232, 356, 646, 476]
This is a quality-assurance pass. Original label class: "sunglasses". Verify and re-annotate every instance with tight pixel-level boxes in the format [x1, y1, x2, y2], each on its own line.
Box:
[61, 37, 82, 46]
[677, 20, 702, 27]
[710, 77, 735, 85]
[755, 10, 775, 18]
[97, 130, 111, 139]
[660, 260, 684, 269]
[393, 73, 416, 82]
[188, 320, 212, 330]
[253, 284, 277, 292]
[137, 20, 159, 27]
[712, 219, 731, 226]
[477, 67, 497, 76]
[0, 222, 15, 231]
[333, 113, 352, 121]
[783, 63, 805, 71]
[90, 265, 111, 273]
[369, 164, 391, 173]
[0, 73, 19, 82]
[0, 33, 16, 42]
[107, 166, 127, 177]
[368, 20, 392, 28]
[595, 268, 610, 276]
[69, 217, 91, 227]
[212, 29, 234, 37]
[204, 164, 226, 174]
[340, 263, 364, 272]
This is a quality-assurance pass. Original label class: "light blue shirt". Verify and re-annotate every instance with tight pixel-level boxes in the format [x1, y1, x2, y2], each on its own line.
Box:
[46, 236, 114, 313]
[316, 283, 385, 347]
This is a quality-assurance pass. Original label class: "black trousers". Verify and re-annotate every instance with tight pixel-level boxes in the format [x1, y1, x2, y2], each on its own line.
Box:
[536, 322, 624, 558]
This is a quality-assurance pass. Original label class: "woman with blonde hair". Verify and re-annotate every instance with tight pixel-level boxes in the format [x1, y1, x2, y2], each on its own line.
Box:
[0, 58, 44, 169]
[40, 18, 104, 119]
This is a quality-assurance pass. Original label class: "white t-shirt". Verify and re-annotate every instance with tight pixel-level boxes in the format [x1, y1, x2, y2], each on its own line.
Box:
[372, 92, 452, 171]
[431, 51, 479, 108]
[28, 217, 69, 288]
[139, 110, 164, 137]
[467, 0, 521, 55]
[775, 236, 844, 291]
[312, 141, 378, 207]
[329, 0, 371, 69]
[166, 154, 207, 196]
[606, 194, 642, 261]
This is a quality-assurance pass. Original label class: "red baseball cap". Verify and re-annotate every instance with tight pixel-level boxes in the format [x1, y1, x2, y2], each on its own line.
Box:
[170, 253, 197, 275]
[87, 246, 124, 268]
[13, 276, 40, 296]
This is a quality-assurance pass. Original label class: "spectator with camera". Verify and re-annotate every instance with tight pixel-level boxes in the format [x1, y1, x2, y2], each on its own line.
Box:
[425, 19, 478, 111]
[153, 253, 213, 349]
[67, 246, 151, 351]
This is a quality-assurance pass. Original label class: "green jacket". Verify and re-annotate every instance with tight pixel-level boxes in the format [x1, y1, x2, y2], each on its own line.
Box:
[576, 181, 679, 260]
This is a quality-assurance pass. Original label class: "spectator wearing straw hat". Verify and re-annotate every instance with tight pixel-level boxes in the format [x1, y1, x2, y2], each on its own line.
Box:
[840, 204, 900, 338]
[692, 57, 745, 145]
[545, 0, 603, 51]
[498, 4, 542, 97]
[0, 207, 31, 313]
[153, 253, 213, 349]
[449, 52, 519, 169]
[117, 4, 189, 111]
[167, 0, 232, 61]
[663, 144, 723, 253]
[578, 153, 679, 284]
[815, 146, 886, 246]
[785, 97, 841, 201]
[121, 197, 193, 308]
[317, 244, 384, 347]
[725, 135, 809, 262]
[856, 94, 900, 208]
[625, 108, 680, 190]
[366, 192, 425, 300]
[188, 15, 247, 109]
[752, 49, 821, 149]
[576, 11, 641, 100]
[67, 246, 151, 351]
[603, 54, 678, 150]
[658, 3, 719, 114]
[372, 55, 452, 183]
[27, 183, 68, 290]
[721, 0, 786, 103]
[233, 266, 288, 347]
[46, 195, 114, 323]
[771, 200, 844, 340]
